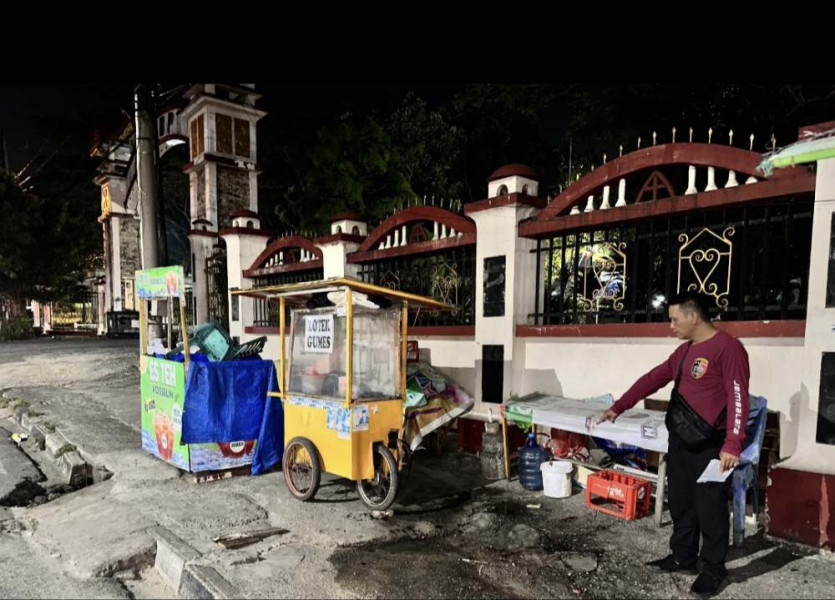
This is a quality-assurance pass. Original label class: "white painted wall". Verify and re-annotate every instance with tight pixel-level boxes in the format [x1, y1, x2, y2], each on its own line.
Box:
[782, 158, 835, 475]
[223, 232, 269, 341]
[488, 175, 539, 199]
[331, 219, 367, 236]
[189, 235, 214, 325]
[111, 218, 122, 311]
[506, 336, 803, 456]
[318, 242, 361, 279]
[470, 203, 540, 402]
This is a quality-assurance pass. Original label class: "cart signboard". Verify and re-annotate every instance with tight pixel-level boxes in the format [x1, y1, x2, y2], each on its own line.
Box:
[136, 265, 185, 300]
[140, 355, 190, 470]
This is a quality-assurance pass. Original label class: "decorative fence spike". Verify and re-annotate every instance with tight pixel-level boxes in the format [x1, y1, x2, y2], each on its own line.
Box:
[653, 131, 657, 146]
[689, 127, 693, 143]
[729, 130, 734, 146]
[708, 127, 713, 144]
[672, 127, 677, 143]
[750, 133, 754, 151]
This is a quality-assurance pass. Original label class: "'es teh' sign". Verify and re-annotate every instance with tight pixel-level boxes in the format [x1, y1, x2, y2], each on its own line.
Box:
[304, 314, 334, 354]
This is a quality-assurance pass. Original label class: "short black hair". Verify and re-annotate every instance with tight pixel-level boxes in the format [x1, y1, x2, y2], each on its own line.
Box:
[668, 291, 712, 322]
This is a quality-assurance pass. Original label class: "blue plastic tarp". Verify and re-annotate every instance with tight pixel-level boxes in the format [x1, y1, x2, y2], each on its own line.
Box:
[181, 359, 283, 475]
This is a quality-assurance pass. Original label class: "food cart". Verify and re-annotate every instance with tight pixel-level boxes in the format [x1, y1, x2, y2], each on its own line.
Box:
[137, 265, 261, 472]
[234, 278, 454, 510]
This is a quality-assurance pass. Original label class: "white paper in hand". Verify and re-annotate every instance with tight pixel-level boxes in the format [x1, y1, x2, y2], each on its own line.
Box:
[697, 459, 734, 483]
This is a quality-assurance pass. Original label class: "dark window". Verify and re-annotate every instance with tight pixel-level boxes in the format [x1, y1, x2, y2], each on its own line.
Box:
[482, 345, 504, 404]
[231, 288, 240, 322]
[216, 113, 233, 154]
[818, 353, 835, 446]
[190, 115, 205, 158]
[234, 118, 250, 158]
[827, 214, 835, 307]
[484, 256, 506, 317]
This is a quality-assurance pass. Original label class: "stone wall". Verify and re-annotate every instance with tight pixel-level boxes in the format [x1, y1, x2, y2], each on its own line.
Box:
[216, 166, 250, 229]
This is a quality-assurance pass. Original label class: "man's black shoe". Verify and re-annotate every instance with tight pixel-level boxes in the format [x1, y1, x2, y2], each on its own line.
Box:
[690, 572, 728, 598]
[646, 554, 698, 575]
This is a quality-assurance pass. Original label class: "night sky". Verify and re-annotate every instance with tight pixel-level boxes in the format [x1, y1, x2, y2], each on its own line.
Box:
[0, 83, 471, 173]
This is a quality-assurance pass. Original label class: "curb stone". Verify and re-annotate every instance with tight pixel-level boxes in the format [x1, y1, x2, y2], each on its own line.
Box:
[148, 526, 243, 599]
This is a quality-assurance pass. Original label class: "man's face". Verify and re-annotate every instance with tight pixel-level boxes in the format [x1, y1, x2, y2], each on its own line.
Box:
[668, 304, 698, 339]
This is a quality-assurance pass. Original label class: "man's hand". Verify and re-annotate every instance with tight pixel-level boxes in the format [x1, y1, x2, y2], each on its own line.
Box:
[591, 408, 618, 429]
[718, 451, 739, 473]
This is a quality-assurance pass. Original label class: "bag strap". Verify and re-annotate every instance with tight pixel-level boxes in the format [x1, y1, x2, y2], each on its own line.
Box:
[674, 342, 692, 387]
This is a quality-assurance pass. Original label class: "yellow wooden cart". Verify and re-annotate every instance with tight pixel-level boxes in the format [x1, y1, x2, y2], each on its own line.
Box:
[234, 278, 454, 509]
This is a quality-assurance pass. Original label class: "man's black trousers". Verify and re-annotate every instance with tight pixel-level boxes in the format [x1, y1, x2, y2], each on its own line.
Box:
[667, 432, 731, 579]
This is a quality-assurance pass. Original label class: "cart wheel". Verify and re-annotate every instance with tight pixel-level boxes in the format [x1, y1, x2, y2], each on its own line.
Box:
[283, 437, 321, 501]
[357, 445, 399, 510]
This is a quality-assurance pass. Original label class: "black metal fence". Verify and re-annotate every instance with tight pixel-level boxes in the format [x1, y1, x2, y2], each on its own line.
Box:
[530, 194, 814, 325]
[250, 268, 324, 328]
[51, 290, 99, 332]
[206, 246, 229, 331]
[356, 245, 476, 327]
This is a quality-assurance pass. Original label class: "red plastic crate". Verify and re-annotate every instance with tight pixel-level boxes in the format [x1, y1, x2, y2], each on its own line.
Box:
[585, 469, 652, 521]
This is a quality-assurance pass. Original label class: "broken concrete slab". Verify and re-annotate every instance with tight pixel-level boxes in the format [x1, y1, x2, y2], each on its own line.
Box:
[60, 451, 92, 487]
[179, 564, 240, 600]
[44, 432, 71, 459]
[260, 545, 306, 571]
[27, 480, 157, 579]
[148, 526, 200, 593]
[99, 450, 180, 485]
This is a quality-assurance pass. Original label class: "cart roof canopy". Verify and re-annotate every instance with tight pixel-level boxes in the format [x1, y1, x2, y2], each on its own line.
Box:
[232, 277, 456, 311]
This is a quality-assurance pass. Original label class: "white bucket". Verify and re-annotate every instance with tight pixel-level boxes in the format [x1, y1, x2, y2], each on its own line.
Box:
[541, 460, 574, 498]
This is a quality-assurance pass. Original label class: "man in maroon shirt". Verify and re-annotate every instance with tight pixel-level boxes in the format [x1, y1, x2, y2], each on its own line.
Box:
[596, 291, 750, 599]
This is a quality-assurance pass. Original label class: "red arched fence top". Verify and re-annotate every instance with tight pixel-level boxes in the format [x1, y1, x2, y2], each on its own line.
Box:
[247, 235, 323, 272]
[354, 206, 476, 254]
[538, 143, 797, 220]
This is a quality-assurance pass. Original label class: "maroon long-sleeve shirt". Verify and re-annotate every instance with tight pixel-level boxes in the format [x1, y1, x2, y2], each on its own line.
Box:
[611, 330, 750, 456]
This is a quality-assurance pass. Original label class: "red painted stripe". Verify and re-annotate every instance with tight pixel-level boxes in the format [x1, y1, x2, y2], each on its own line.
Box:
[409, 326, 475, 337]
[516, 320, 806, 338]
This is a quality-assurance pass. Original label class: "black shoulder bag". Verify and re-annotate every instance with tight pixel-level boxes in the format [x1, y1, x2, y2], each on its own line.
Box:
[665, 343, 726, 450]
